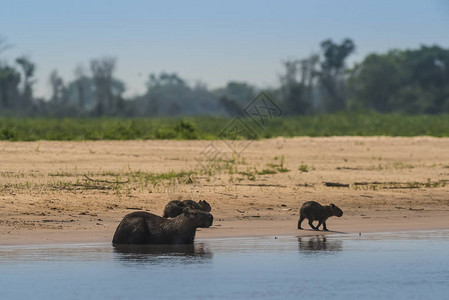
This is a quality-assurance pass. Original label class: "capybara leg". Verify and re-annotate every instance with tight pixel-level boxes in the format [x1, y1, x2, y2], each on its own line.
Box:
[298, 216, 305, 229]
[322, 222, 329, 231]
[316, 221, 322, 230]
[308, 219, 317, 230]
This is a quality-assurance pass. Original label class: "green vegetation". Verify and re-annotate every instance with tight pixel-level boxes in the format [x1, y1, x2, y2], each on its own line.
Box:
[0, 153, 292, 195]
[299, 164, 309, 172]
[257, 169, 277, 175]
[1, 168, 198, 196]
[0, 118, 218, 141]
[1, 113, 449, 141]
[268, 155, 290, 173]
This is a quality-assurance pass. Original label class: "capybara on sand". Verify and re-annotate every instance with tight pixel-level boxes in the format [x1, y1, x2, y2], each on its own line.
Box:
[112, 209, 213, 244]
[297, 201, 343, 231]
[163, 200, 211, 218]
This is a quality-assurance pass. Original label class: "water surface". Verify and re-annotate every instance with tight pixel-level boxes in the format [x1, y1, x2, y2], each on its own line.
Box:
[1, 230, 449, 299]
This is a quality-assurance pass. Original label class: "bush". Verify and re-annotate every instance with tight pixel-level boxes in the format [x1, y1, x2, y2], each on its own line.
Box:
[0, 127, 17, 140]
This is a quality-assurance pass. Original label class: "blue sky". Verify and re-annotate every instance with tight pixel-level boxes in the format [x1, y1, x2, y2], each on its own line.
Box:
[1, 0, 448, 98]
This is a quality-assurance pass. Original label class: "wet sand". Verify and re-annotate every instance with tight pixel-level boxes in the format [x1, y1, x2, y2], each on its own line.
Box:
[1, 137, 449, 245]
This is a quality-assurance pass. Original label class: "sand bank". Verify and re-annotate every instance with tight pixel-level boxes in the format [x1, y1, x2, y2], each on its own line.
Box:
[1, 137, 448, 245]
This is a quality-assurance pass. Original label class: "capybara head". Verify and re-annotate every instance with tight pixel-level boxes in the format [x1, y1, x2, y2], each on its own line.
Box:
[198, 200, 212, 212]
[329, 204, 343, 217]
[183, 208, 213, 228]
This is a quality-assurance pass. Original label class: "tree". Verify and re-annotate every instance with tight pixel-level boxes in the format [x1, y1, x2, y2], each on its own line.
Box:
[73, 64, 88, 109]
[0, 65, 21, 109]
[142, 72, 219, 116]
[214, 81, 255, 105]
[0, 37, 20, 110]
[147, 72, 187, 89]
[280, 59, 304, 114]
[218, 96, 245, 117]
[279, 54, 319, 115]
[90, 56, 117, 115]
[49, 70, 65, 103]
[15, 56, 35, 107]
[347, 52, 402, 112]
[319, 38, 355, 112]
[405, 46, 449, 113]
[348, 45, 449, 114]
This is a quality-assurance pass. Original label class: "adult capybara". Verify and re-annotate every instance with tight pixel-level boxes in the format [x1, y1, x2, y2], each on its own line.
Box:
[112, 209, 213, 244]
[163, 200, 211, 218]
[297, 201, 343, 231]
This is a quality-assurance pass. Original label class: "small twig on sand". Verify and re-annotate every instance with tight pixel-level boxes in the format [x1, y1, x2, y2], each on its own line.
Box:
[84, 175, 129, 184]
[324, 182, 349, 187]
[235, 183, 287, 187]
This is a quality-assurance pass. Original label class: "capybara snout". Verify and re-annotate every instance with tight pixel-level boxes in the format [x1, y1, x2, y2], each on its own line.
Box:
[186, 209, 213, 228]
[330, 203, 343, 217]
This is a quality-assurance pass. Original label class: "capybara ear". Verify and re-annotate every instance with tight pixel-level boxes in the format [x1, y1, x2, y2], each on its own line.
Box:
[183, 208, 190, 216]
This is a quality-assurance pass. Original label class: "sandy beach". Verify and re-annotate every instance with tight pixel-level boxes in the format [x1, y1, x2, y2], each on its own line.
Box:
[1, 137, 449, 245]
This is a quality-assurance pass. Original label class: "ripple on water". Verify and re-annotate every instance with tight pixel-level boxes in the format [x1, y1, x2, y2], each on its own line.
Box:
[0, 230, 449, 299]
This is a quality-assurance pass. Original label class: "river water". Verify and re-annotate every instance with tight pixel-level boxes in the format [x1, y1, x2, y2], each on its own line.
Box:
[1, 230, 449, 299]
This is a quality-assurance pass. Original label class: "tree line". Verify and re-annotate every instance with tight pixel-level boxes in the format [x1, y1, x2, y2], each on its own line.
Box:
[1, 36, 449, 117]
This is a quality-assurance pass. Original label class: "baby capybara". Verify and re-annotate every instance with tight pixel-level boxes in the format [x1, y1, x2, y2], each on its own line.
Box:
[163, 200, 211, 218]
[297, 201, 343, 231]
[112, 209, 213, 244]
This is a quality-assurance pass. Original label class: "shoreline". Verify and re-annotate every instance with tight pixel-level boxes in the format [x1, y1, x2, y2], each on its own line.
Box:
[1, 214, 448, 246]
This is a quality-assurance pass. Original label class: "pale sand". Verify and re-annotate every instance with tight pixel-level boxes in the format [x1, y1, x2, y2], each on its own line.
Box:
[1, 137, 448, 245]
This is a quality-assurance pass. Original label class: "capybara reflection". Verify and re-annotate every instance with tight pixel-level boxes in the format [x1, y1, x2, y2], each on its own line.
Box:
[163, 200, 211, 218]
[297, 201, 343, 231]
[113, 209, 213, 244]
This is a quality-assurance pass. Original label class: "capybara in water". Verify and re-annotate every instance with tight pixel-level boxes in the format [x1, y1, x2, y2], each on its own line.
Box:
[112, 209, 213, 244]
[297, 201, 343, 231]
[163, 200, 211, 218]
